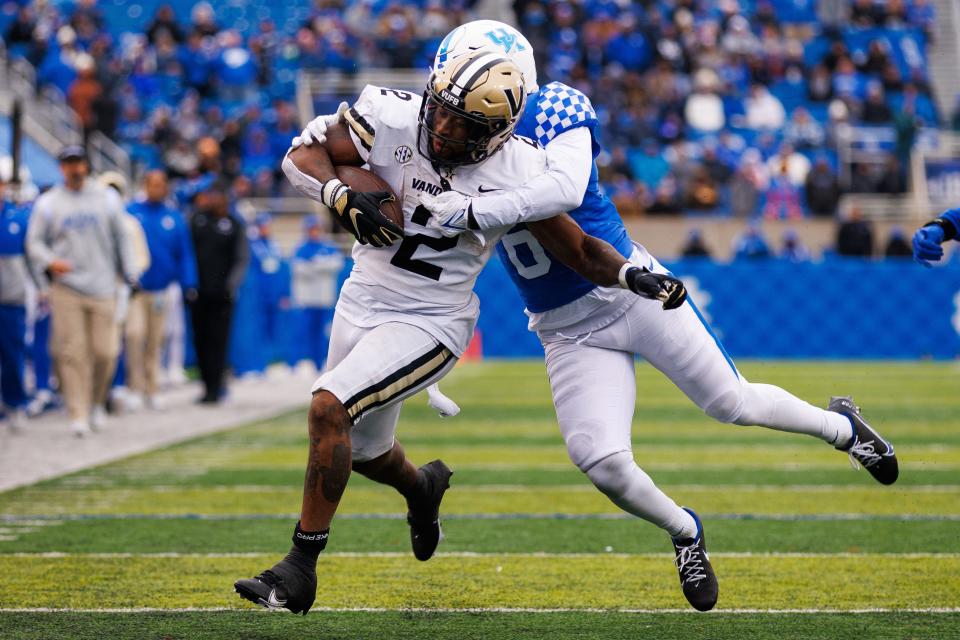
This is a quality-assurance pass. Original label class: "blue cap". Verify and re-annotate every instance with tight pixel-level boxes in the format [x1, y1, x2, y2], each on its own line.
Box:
[255, 212, 272, 227]
[58, 144, 87, 162]
[303, 214, 320, 231]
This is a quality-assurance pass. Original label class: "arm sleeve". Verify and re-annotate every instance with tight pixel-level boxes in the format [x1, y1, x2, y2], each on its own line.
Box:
[25, 197, 56, 275]
[469, 127, 593, 228]
[226, 223, 250, 295]
[934, 208, 960, 240]
[342, 85, 385, 165]
[178, 218, 199, 290]
[106, 192, 137, 282]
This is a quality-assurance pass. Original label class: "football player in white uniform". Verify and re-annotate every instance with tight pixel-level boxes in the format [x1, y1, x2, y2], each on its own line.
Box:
[235, 51, 686, 614]
[295, 20, 900, 613]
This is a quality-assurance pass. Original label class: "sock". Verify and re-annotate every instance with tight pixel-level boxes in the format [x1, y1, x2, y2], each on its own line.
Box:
[585, 451, 699, 540]
[735, 382, 854, 448]
[292, 521, 329, 559]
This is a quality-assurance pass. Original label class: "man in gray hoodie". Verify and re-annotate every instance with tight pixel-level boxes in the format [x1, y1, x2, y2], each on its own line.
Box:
[25, 146, 137, 436]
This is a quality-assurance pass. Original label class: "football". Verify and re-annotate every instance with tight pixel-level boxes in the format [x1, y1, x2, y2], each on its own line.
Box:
[335, 165, 405, 230]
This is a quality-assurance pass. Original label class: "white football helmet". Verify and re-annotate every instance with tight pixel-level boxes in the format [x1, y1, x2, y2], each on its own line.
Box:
[434, 20, 538, 94]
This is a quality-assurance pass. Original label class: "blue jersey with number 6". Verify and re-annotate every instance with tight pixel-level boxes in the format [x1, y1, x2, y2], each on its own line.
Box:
[496, 82, 632, 313]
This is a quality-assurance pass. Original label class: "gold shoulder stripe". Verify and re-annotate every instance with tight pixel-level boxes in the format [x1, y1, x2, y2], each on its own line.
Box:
[345, 107, 375, 151]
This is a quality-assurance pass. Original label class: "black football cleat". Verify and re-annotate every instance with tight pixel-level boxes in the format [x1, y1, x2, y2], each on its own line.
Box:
[671, 507, 718, 612]
[829, 396, 899, 485]
[406, 459, 453, 561]
[234, 547, 317, 615]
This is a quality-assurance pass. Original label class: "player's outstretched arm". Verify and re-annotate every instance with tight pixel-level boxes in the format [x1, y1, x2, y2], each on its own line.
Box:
[421, 128, 593, 236]
[528, 214, 687, 310]
[913, 208, 959, 267]
[282, 123, 401, 247]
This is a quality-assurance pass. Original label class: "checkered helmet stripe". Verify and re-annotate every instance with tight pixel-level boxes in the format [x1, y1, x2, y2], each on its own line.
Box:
[532, 82, 598, 147]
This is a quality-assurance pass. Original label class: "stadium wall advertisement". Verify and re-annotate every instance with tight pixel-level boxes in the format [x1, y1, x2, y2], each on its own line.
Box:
[474, 257, 960, 360]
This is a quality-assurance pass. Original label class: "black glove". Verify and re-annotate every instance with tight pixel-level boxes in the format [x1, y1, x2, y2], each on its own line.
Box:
[330, 188, 402, 247]
[623, 267, 687, 310]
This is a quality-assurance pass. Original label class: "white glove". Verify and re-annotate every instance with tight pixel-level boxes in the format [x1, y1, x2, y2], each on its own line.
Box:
[291, 101, 349, 148]
[427, 383, 460, 418]
[420, 191, 473, 237]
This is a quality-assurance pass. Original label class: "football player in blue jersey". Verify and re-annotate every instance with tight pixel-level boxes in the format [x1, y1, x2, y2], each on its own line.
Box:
[912, 208, 959, 266]
[294, 21, 897, 612]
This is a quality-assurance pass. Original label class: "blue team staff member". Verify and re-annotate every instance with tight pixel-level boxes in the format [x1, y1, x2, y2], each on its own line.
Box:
[0, 176, 31, 432]
[912, 208, 959, 266]
[249, 212, 291, 365]
[290, 214, 344, 370]
[127, 170, 198, 409]
[297, 19, 900, 613]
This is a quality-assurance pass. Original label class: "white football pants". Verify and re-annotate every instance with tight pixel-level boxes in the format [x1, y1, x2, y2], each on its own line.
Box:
[539, 291, 851, 538]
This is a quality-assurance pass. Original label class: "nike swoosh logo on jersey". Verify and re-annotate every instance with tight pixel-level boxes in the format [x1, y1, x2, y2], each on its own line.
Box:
[477, 186, 500, 193]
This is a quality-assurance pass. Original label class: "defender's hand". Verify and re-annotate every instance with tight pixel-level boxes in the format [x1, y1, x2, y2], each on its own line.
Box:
[623, 267, 687, 310]
[291, 102, 349, 148]
[331, 188, 402, 247]
[420, 191, 472, 237]
[912, 225, 945, 268]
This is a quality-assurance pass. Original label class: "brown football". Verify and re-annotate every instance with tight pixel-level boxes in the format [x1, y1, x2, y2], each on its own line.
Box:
[334, 166, 404, 230]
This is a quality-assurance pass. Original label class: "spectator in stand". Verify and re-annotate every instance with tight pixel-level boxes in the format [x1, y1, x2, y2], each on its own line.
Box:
[5, 6, 37, 56]
[878, 155, 907, 194]
[645, 177, 683, 215]
[290, 215, 344, 372]
[766, 143, 810, 188]
[730, 149, 768, 217]
[190, 2, 219, 38]
[908, 0, 936, 40]
[67, 53, 101, 139]
[126, 171, 197, 411]
[807, 64, 834, 103]
[0, 174, 31, 433]
[146, 4, 183, 45]
[216, 30, 258, 105]
[805, 157, 841, 217]
[884, 227, 913, 258]
[745, 84, 786, 130]
[25, 146, 136, 436]
[685, 168, 720, 212]
[680, 228, 712, 259]
[189, 188, 248, 404]
[684, 69, 725, 133]
[733, 222, 772, 260]
[785, 107, 825, 150]
[861, 83, 893, 125]
[780, 229, 811, 263]
[836, 206, 874, 258]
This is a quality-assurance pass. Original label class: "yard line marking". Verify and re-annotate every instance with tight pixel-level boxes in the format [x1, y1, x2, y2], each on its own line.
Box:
[1, 607, 959, 614]
[3, 513, 960, 522]
[4, 551, 960, 559]
[17, 484, 960, 493]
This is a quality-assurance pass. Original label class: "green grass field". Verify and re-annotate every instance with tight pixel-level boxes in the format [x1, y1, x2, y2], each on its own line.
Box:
[2, 361, 959, 639]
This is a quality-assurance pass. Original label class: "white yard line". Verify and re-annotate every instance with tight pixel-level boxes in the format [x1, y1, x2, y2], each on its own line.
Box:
[1, 606, 958, 614]
[4, 551, 960, 559]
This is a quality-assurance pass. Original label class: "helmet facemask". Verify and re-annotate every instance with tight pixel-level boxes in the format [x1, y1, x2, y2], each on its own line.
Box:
[416, 51, 526, 169]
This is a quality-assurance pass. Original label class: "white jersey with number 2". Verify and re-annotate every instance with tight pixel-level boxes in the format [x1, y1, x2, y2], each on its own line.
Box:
[335, 84, 547, 356]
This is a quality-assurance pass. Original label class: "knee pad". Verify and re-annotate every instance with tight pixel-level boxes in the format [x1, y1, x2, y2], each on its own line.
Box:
[704, 387, 744, 423]
[584, 451, 637, 497]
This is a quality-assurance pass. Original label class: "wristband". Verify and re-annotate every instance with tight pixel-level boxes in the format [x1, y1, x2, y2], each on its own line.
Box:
[617, 263, 634, 290]
[320, 178, 348, 209]
[927, 217, 958, 241]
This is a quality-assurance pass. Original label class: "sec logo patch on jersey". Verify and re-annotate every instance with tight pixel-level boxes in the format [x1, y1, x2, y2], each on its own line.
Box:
[395, 145, 412, 164]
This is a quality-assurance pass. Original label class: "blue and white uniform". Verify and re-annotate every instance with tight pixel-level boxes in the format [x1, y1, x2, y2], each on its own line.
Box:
[481, 81, 853, 539]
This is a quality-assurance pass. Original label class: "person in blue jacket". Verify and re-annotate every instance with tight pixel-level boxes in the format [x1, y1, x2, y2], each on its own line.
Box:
[248, 213, 290, 366]
[290, 215, 344, 371]
[127, 170, 198, 409]
[913, 208, 960, 266]
[0, 184, 31, 432]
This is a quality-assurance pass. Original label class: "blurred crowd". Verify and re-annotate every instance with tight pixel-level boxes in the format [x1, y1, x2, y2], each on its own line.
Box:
[2, 0, 476, 194]
[2, 0, 956, 217]
[0, 148, 344, 435]
[514, 0, 951, 217]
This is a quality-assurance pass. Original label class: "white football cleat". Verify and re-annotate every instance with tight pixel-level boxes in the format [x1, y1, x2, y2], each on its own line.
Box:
[70, 420, 92, 438]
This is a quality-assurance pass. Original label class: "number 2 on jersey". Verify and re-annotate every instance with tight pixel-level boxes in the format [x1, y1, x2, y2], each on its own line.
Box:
[389, 205, 458, 280]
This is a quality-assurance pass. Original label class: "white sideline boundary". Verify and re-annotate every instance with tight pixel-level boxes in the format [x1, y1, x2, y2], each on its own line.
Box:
[2, 607, 959, 615]
[4, 551, 960, 559]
